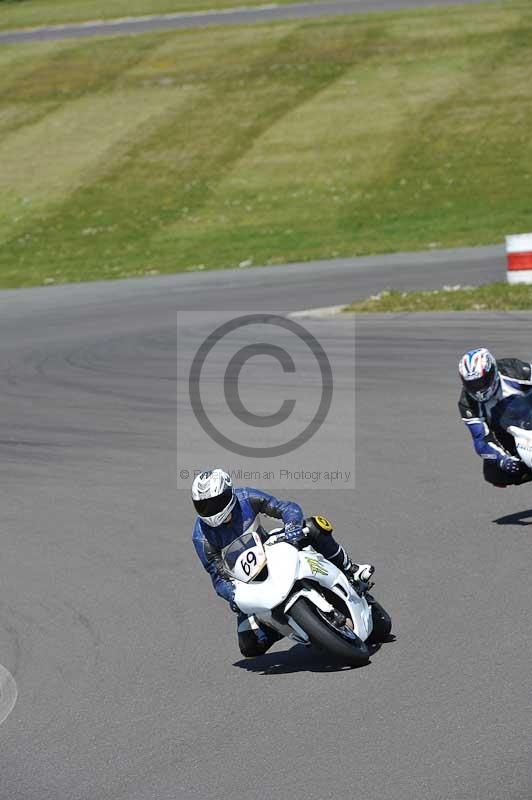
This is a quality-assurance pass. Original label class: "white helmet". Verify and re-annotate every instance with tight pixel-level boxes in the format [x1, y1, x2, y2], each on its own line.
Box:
[458, 347, 500, 402]
[191, 468, 236, 527]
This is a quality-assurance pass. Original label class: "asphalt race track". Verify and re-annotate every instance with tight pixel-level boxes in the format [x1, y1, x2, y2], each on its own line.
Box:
[0, 0, 494, 43]
[1, 244, 531, 800]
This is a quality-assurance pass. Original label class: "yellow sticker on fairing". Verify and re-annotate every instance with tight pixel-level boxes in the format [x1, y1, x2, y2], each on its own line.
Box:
[314, 515, 333, 532]
[305, 556, 329, 576]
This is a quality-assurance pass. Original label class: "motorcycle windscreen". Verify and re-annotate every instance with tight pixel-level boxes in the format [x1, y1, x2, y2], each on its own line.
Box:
[222, 532, 266, 583]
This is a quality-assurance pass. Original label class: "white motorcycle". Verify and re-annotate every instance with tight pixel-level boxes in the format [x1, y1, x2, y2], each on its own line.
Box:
[222, 525, 391, 666]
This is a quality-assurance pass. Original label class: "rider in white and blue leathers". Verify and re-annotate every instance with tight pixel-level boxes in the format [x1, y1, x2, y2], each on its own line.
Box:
[458, 347, 532, 486]
[191, 468, 374, 657]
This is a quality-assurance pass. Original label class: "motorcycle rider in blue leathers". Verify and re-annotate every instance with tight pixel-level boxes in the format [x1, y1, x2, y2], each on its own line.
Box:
[458, 347, 532, 486]
[192, 468, 375, 657]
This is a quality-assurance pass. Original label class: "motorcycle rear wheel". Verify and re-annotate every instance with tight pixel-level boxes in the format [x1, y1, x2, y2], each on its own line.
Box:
[366, 598, 392, 645]
[289, 597, 370, 666]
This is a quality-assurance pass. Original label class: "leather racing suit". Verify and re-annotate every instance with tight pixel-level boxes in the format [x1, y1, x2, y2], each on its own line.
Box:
[458, 358, 532, 485]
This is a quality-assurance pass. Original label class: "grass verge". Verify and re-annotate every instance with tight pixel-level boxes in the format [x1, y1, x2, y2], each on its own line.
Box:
[0, 0, 315, 31]
[1, 1, 532, 287]
[344, 283, 532, 312]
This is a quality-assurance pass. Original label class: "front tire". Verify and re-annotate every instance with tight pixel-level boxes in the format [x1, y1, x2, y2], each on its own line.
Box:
[289, 598, 370, 666]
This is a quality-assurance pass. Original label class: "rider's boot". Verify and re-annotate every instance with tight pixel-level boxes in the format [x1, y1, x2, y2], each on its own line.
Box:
[329, 548, 375, 584]
[304, 516, 374, 583]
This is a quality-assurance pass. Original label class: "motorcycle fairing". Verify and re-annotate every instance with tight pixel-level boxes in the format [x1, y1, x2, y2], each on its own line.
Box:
[293, 548, 373, 641]
[508, 425, 532, 469]
[233, 543, 373, 642]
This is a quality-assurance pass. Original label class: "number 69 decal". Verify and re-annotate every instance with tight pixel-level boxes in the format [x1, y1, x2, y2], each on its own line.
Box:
[233, 539, 266, 583]
[241, 550, 257, 576]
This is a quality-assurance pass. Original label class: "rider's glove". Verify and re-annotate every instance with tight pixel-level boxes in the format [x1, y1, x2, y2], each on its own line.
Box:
[227, 584, 240, 613]
[498, 455, 522, 475]
[219, 579, 239, 611]
[282, 520, 305, 545]
[352, 563, 375, 582]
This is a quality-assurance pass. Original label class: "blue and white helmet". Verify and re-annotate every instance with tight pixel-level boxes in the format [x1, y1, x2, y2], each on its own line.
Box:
[458, 348, 500, 402]
[191, 468, 236, 527]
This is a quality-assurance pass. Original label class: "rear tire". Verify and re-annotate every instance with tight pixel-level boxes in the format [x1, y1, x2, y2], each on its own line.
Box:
[289, 598, 370, 666]
[366, 598, 392, 644]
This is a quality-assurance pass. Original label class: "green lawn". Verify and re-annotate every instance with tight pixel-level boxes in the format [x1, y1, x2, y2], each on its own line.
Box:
[0, 0, 314, 30]
[1, 1, 532, 287]
[345, 283, 532, 312]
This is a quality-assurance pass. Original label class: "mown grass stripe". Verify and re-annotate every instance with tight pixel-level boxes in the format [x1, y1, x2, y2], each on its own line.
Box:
[0, 86, 194, 241]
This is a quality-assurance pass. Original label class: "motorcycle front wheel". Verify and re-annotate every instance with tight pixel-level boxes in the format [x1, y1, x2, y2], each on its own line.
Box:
[289, 597, 370, 666]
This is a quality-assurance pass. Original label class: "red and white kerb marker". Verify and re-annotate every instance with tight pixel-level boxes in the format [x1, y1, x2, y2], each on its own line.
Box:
[506, 233, 532, 284]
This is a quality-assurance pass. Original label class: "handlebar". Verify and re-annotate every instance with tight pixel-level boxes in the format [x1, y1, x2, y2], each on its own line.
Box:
[265, 526, 310, 546]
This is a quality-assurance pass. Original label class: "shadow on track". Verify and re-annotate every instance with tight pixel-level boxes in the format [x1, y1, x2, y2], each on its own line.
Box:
[493, 508, 532, 526]
[233, 636, 395, 675]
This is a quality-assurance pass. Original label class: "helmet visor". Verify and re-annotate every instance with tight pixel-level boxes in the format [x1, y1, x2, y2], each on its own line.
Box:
[463, 363, 497, 396]
[193, 486, 233, 520]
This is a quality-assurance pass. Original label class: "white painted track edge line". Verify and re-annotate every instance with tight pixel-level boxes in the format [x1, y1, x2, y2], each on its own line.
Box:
[0, 664, 18, 726]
